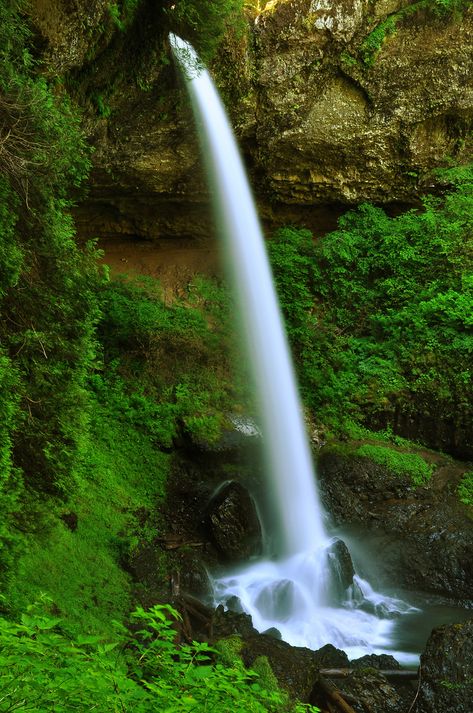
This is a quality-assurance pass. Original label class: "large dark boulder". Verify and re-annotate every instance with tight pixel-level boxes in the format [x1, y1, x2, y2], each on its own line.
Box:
[416, 619, 473, 713]
[163, 431, 265, 569]
[206, 481, 263, 562]
[312, 643, 349, 669]
[211, 608, 322, 701]
[211, 606, 258, 640]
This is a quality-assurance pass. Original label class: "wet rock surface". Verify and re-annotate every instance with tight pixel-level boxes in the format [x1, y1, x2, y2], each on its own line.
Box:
[178, 415, 262, 455]
[370, 410, 473, 462]
[351, 653, 402, 670]
[327, 537, 355, 591]
[336, 669, 404, 713]
[312, 643, 350, 669]
[211, 616, 411, 711]
[156, 426, 266, 592]
[205, 481, 263, 562]
[416, 619, 473, 713]
[212, 606, 259, 641]
[318, 449, 473, 602]
[253, 0, 473, 208]
[28, 0, 112, 73]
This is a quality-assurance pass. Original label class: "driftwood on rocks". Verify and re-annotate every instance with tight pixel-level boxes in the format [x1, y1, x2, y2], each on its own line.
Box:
[157, 535, 204, 550]
[319, 668, 418, 680]
[315, 675, 357, 713]
[170, 571, 215, 642]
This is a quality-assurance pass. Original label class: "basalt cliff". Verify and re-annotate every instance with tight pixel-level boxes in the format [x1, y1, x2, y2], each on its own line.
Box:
[28, 0, 473, 239]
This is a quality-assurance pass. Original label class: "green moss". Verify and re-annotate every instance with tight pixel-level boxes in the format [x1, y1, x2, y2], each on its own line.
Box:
[7, 387, 170, 636]
[214, 635, 244, 665]
[93, 92, 112, 117]
[354, 444, 433, 486]
[458, 472, 473, 506]
[109, 0, 142, 32]
[360, 0, 469, 66]
[166, 0, 246, 65]
[340, 51, 359, 68]
[430, 0, 470, 14]
[360, 14, 398, 66]
[251, 656, 280, 695]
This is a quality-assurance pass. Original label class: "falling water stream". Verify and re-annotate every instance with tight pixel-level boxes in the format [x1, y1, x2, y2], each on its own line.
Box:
[170, 34, 424, 666]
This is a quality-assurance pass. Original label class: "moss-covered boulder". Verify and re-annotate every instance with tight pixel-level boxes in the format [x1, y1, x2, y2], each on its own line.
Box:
[417, 619, 473, 713]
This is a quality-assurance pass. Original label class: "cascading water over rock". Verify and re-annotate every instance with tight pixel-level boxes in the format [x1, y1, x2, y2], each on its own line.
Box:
[170, 34, 419, 664]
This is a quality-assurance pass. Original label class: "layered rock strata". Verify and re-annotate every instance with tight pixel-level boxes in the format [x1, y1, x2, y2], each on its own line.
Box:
[27, 0, 473, 240]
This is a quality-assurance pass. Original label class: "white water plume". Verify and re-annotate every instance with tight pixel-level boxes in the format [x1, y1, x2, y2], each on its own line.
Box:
[170, 33, 420, 664]
[170, 32, 327, 557]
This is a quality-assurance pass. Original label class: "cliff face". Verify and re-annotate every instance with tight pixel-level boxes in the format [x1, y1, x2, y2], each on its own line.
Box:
[28, 0, 473, 239]
[29, 0, 112, 72]
[253, 0, 473, 205]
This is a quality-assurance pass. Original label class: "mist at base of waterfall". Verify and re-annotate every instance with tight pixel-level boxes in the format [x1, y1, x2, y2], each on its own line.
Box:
[213, 541, 423, 667]
[213, 538, 473, 667]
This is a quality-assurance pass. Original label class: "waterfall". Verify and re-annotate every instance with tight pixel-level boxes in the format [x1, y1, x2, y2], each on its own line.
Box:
[170, 33, 327, 557]
[170, 34, 419, 665]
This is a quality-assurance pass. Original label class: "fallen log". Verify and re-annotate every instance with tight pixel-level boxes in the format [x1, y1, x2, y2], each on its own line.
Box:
[181, 592, 214, 620]
[315, 675, 357, 713]
[319, 668, 418, 680]
[158, 536, 204, 550]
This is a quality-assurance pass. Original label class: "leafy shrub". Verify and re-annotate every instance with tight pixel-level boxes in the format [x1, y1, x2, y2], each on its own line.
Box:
[0, 0, 103, 600]
[0, 599, 150, 711]
[0, 601, 319, 712]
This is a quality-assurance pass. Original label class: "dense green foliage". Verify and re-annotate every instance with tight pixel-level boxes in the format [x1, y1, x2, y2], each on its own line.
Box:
[109, 0, 142, 31]
[6, 375, 170, 634]
[268, 168, 473, 439]
[2, 261, 245, 633]
[0, 601, 320, 712]
[1, 0, 471, 708]
[0, 2, 308, 707]
[0, 0, 101, 594]
[98, 275, 247, 446]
